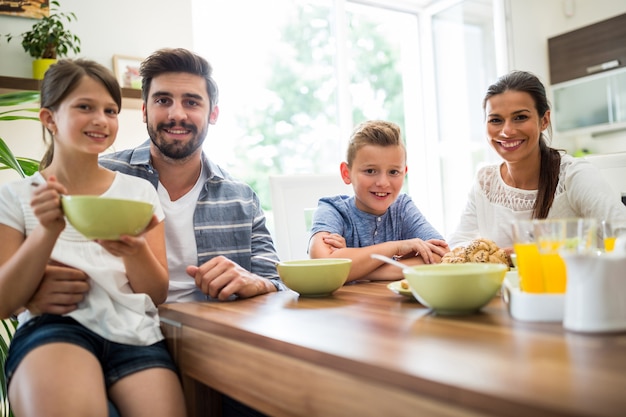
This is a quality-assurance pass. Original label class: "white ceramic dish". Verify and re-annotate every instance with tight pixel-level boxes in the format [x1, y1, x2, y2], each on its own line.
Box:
[501, 270, 564, 322]
[387, 280, 414, 299]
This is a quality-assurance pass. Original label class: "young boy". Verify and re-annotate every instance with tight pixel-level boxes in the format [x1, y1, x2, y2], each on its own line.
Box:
[308, 120, 449, 282]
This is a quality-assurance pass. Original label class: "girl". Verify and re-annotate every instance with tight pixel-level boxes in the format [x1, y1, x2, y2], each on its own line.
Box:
[0, 59, 186, 416]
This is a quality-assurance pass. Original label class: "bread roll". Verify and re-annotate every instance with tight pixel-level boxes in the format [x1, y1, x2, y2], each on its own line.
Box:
[441, 238, 511, 267]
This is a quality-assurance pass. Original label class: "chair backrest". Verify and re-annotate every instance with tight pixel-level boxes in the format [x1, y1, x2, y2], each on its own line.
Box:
[583, 152, 626, 203]
[269, 174, 353, 260]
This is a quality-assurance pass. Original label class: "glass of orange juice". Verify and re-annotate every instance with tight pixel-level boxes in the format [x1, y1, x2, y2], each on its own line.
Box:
[601, 220, 616, 252]
[512, 220, 544, 293]
[533, 219, 568, 293]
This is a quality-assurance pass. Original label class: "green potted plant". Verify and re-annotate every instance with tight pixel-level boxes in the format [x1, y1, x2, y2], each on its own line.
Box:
[7, 0, 81, 80]
[0, 91, 40, 417]
[0, 91, 41, 177]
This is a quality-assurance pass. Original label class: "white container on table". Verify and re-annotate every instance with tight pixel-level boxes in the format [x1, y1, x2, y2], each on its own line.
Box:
[501, 270, 565, 322]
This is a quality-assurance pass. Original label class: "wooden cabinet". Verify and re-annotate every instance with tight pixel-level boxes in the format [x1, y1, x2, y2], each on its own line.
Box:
[548, 13, 626, 84]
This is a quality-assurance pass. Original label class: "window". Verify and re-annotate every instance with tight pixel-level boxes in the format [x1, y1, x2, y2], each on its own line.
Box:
[426, 0, 501, 235]
[192, 0, 503, 237]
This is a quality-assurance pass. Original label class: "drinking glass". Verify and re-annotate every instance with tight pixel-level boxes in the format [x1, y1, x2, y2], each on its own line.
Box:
[559, 218, 598, 256]
[512, 220, 544, 293]
[600, 220, 616, 252]
[533, 219, 568, 293]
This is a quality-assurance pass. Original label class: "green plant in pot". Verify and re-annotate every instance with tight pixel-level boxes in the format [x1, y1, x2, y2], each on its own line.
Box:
[0, 91, 41, 177]
[0, 91, 40, 417]
[7, 0, 81, 80]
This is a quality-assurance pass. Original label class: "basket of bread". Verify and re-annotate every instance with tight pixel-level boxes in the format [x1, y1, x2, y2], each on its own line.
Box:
[441, 238, 512, 268]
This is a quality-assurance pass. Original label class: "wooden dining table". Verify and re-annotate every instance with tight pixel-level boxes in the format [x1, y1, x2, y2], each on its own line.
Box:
[158, 281, 626, 417]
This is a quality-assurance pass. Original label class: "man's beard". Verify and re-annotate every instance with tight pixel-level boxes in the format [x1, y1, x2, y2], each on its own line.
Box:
[147, 119, 208, 160]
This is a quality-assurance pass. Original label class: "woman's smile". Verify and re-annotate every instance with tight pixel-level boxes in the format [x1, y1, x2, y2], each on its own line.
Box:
[496, 139, 524, 150]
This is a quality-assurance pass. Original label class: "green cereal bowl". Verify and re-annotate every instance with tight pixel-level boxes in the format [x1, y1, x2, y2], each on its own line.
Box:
[404, 263, 508, 315]
[61, 195, 154, 240]
[276, 259, 352, 297]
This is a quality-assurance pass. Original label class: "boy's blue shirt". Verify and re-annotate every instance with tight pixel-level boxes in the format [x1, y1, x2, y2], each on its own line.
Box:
[310, 194, 443, 248]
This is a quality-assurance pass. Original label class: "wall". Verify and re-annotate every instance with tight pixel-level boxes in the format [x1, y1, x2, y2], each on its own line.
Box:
[0, 0, 194, 77]
[0, 0, 194, 183]
[506, 0, 626, 155]
[3, 0, 626, 185]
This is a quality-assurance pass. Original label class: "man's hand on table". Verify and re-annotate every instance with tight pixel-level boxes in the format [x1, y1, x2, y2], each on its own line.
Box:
[187, 255, 276, 301]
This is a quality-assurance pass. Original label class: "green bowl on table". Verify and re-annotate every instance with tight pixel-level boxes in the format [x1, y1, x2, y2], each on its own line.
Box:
[403, 263, 508, 315]
[61, 195, 154, 240]
[276, 258, 352, 297]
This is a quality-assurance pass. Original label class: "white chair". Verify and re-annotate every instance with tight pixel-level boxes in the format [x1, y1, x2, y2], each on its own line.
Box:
[583, 152, 626, 204]
[269, 174, 353, 261]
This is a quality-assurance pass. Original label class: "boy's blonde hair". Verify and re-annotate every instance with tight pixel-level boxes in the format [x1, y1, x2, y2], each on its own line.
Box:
[345, 120, 405, 167]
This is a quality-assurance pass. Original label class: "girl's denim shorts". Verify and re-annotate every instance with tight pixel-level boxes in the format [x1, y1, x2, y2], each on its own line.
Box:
[4, 314, 178, 389]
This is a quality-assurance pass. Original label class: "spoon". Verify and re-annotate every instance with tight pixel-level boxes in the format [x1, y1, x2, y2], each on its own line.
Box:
[252, 255, 281, 265]
[371, 254, 408, 270]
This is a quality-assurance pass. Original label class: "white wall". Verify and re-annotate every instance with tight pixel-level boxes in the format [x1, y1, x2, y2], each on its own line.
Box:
[0, 0, 194, 184]
[0, 0, 194, 77]
[506, 0, 626, 154]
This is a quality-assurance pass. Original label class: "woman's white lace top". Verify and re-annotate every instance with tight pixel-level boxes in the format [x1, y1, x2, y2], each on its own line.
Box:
[447, 154, 626, 249]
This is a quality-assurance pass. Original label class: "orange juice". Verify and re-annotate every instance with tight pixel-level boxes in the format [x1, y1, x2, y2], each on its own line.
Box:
[538, 252, 567, 293]
[513, 243, 544, 293]
[604, 236, 616, 252]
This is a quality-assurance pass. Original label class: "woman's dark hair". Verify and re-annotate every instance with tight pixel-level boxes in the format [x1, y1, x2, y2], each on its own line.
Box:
[483, 70, 560, 219]
[139, 48, 219, 111]
[39, 59, 122, 169]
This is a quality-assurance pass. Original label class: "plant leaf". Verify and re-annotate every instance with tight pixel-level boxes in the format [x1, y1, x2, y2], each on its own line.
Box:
[0, 138, 27, 177]
[0, 92, 42, 179]
[0, 116, 40, 122]
[16, 157, 40, 176]
[0, 92, 40, 107]
[0, 108, 39, 116]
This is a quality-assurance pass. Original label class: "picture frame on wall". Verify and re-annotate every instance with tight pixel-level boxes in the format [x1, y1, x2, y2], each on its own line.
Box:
[112, 55, 143, 89]
[0, 0, 49, 19]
